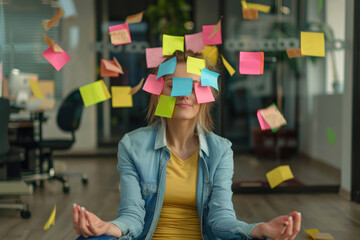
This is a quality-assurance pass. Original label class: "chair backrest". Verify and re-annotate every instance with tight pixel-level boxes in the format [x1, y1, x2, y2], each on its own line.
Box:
[0, 98, 10, 155]
[57, 90, 84, 135]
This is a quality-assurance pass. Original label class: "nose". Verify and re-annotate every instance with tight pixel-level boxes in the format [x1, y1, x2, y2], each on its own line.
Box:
[178, 95, 190, 100]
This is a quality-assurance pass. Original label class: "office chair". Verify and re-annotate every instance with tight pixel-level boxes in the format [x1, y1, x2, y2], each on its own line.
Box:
[0, 97, 33, 219]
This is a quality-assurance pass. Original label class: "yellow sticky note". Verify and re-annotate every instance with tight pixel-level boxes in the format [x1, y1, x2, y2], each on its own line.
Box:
[305, 229, 320, 240]
[301, 32, 325, 57]
[221, 55, 235, 76]
[111, 86, 133, 108]
[44, 205, 56, 230]
[200, 46, 218, 66]
[162, 34, 184, 55]
[187, 56, 206, 75]
[313, 232, 334, 240]
[29, 79, 44, 99]
[79, 80, 111, 107]
[241, 0, 248, 8]
[155, 95, 176, 118]
[266, 165, 294, 189]
[246, 3, 271, 13]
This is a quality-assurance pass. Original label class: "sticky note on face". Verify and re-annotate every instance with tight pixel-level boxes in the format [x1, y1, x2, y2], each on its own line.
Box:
[194, 82, 215, 104]
[29, 79, 45, 99]
[187, 56, 206, 75]
[185, 32, 204, 53]
[146, 47, 164, 68]
[101, 59, 123, 77]
[79, 80, 111, 107]
[286, 48, 303, 59]
[327, 127, 336, 147]
[171, 77, 193, 97]
[157, 57, 177, 79]
[202, 25, 222, 45]
[201, 46, 218, 65]
[266, 165, 294, 189]
[221, 55, 235, 77]
[305, 228, 320, 240]
[259, 104, 287, 129]
[111, 86, 133, 107]
[143, 74, 164, 95]
[109, 23, 132, 45]
[42, 45, 71, 71]
[301, 32, 325, 57]
[44, 205, 56, 230]
[155, 95, 176, 118]
[162, 34, 184, 55]
[200, 68, 219, 91]
[239, 52, 264, 75]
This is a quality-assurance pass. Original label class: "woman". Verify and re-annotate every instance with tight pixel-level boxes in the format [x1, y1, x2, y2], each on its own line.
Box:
[73, 50, 301, 240]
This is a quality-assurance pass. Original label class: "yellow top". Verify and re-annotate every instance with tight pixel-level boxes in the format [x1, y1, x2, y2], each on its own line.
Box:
[152, 150, 202, 240]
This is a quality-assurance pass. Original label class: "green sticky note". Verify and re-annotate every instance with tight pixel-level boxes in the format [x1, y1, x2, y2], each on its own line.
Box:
[319, 0, 323, 12]
[162, 34, 184, 55]
[79, 80, 111, 107]
[187, 56, 206, 75]
[155, 95, 176, 118]
[327, 127, 336, 147]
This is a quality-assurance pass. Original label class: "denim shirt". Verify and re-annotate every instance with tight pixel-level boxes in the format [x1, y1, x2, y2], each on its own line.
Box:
[108, 122, 262, 240]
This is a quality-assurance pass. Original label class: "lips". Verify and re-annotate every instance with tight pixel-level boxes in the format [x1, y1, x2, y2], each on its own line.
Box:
[176, 103, 192, 108]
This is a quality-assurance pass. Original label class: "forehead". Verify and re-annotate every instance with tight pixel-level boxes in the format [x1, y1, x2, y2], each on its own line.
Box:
[164, 62, 201, 81]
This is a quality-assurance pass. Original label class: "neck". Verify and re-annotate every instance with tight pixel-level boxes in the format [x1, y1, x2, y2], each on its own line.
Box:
[166, 118, 198, 151]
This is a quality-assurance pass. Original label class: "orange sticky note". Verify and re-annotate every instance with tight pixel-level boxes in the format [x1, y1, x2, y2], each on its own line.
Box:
[286, 48, 303, 59]
[266, 165, 294, 189]
[130, 77, 145, 95]
[44, 8, 64, 31]
[208, 17, 222, 39]
[301, 32, 325, 57]
[242, 8, 259, 20]
[111, 86, 133, 108]
[43, 33, 63, 52]
[125, 11, 144, 24]
[101, 59, 123, 77]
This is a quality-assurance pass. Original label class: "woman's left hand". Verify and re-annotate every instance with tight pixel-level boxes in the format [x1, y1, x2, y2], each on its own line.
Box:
[250, 211, 301, 240]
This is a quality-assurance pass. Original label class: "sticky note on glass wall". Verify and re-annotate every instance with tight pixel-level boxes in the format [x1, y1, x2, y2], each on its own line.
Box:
[157, 57, 177, 79]
[42, 45, 71, 71]
[246, 3, 271, 13]
[327, 127, 336, 147]
[194, 82, 215, 104]
[111, 86, 133, 108]
[300, 32, 325, 57]
[125, 11, 144, 24]
[286, 48, 303, 59]
[101, 59, 123, 77]
[221, 55, 235, 76]
[109, 23, 132, 45]
[162, 34, 184, 55]
[185, 32, 204, 53]
[146, 47, 164, 68]
[242, 7, 259, 20]
[79, 80, 111, 107]
[187, 56, 206, 75]
[202, 24, 222, 45]
[143, 74, 164, 95]
[155, 95, 176, 118]
[266, 165, 294, 189]
[201, 46, 218, 66]
[239, 52, 264, 75]
[29, 79, 44, 99]
[171, 77, 193, 97]
[200, 68, 219, 91]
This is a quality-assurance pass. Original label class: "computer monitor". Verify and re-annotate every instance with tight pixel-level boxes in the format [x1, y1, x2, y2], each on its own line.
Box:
[8, 69, 38, 107]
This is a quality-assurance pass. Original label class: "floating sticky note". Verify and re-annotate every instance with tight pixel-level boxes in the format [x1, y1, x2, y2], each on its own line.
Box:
[257, 110, 271, 131]
[111, 86, 133, 108]
[143, 74, 164, 95]
[187, 56, 206, 75]
[101, 59, 123, 77]
[194, 82, 215, 104]
[156, 57, 177, 79]
[208, 18, 222, 39]
[44, 8, 64, 31]
[259, 104, 287, 129]
[200, 68, 219, 91]
[29, 79, 44, 99]
[242, 7, 259, 20]
[200, 46, 218, 65]
[246, 3, 271, 13]
[266, 165, 294, 189]
[327, 127, 336, 147]
[239, 52, 264, 75]
[109, 23, 132, 45]
[58, 0, 77, 18]
[79, 80, 111, 107]
[146, 47, 165, 68]
[171, 77, 193, 97]
[301, 32, 325, 57]
[202, 25, 222, 45]
[221, 55, 235, 76]
[319, 0, 323, 12]
[286, 48, 303, 59]
[125, 11, 144, 24]
[162, 34, 184, 55]
[155, 95, 176, 118]
[130, 77, 145, 95]
[44, 205, 56, 230]
[185, 32, 204, 53]
[305, 228, 320, 240]
[43, 33, 63, 52]
[42, 45, 71, 71]
[313, 232, 335, 240]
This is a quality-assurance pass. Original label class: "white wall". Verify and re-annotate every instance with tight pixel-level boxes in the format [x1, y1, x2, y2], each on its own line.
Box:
[42, 0, 97, 151]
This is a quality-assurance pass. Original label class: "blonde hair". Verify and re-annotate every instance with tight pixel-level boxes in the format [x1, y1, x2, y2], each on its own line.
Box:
[146, 50, 220, 132]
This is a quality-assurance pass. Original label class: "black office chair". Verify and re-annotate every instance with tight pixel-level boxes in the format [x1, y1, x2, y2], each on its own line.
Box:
[0, 97, 32, 219]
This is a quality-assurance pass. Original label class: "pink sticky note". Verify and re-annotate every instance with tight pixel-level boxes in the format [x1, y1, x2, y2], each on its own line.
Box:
[146, 47, 165, 68]
[239, 52, 264, 75]
[109, 23, 132, 45]
[194, 82, 215, 104]
[202, 25, 222, 45]
[143, 74, 164, 95]
[257, 110, 271, 130]
[185, 32, 204, 53]
[42, 45, 71, 71]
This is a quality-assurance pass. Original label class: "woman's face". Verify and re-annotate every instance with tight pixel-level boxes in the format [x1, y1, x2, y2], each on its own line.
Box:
[162, 62, 201, 120]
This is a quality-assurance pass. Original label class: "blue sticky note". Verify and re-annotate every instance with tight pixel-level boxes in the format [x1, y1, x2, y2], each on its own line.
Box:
[171, 77, 193, 97]
[200, 68, 220, 91]
[156, 57, 177, 79]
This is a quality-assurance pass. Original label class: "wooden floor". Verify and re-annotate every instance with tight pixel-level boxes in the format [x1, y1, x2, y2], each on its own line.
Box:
[0, 157, 358, 240]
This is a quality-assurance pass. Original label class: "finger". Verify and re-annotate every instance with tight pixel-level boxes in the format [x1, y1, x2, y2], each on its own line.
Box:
[283, 216, 293, 238]
[72, 203, 80, 234]
[85, 210, 97, 235]
[78, 207, 93, 238]
[290, 212, 302, 240]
